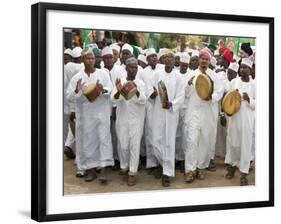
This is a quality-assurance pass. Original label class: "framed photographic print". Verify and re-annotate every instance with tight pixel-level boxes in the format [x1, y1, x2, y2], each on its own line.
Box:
[31, 2, 274, 222]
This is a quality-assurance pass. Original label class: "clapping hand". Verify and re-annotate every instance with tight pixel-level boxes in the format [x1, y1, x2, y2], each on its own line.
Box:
[188, 76, 195, 86]
[75, 78, 85, 93]
[116, 78, 122, 93]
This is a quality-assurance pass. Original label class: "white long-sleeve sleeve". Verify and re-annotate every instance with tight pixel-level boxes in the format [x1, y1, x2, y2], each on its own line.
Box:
[171, 74, 185, 113]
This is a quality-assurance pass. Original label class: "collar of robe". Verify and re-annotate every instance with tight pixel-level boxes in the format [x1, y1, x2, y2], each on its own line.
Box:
[84, 68, 96, 76]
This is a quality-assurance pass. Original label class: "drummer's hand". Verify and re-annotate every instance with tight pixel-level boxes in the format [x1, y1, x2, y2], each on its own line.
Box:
[206, 94, 212, 101]
[69, 112, 76, 122]
[136, 90, 140, 98]
[75, 79, 84, 93]
[96, 80, 103, 90]
[188, 76, 195, 86]
[150, 87, 158, 99]
[243, 92, 250, 103]
[220, 114, 227, 127]
[116, 78, 122, 92]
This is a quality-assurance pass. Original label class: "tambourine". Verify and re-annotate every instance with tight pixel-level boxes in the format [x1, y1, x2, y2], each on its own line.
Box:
[222, 90, 242, 116]
[158, 80, 169, 109]
[195, 73, 213, 100]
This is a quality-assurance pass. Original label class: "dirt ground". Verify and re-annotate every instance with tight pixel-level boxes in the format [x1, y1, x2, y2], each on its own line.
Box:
[64, 156, 255, 195]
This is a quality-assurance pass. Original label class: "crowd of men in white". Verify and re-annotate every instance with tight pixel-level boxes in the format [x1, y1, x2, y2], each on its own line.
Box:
[63, 41, 255, 187]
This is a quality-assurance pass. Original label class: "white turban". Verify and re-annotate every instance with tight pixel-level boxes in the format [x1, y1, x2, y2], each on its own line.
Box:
[228, 62, 239, 72]
[122, 43, 133, 54]
[159, 49, 174, 58]
[241, 57, 253, 68]
[101, 46, 113, 56]
[138, 54, 147, 64]
[64, 48, 73, 57]
[158, 48, 168, 59]
[72, 47, 83, 58]
[191, 50, 200, 57]
[110, 43, 121, 53]
[180, 53, 190, 64]
[145, 48, 157, 58]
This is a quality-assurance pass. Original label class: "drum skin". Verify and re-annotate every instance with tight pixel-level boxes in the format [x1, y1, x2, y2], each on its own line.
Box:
[83, 83, 102, 102]
[120, 81, 137, 100]
[222, 90, 242, 116]
[195, 73, 213, 100]
[158, 80, 169, 109]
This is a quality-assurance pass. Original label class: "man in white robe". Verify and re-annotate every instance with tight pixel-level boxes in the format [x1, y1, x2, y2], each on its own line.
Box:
[101, 46, 120, 170]
[111, 57, 146, 186]
[215, 62, 239, 160]
[138, 48, 165, 173]
[108, 44, 143, 170]
[225, 58, 255, 186]
[175, 53, 192, 172]
[66, 47, 114, 183]
[183, 49, 223, 183]
[63, 47, 84, 160]
[151, 51, 185, 187]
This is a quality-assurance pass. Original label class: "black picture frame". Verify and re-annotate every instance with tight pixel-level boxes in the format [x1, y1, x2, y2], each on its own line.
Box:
[31, 2, 274, 222]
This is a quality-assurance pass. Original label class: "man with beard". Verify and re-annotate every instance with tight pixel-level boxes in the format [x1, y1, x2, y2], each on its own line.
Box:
[63, 47, 84, 161]
[225, 58, 255, 186]
[151, 50, 185, 187]
[111, 57, 146, 186]
[175, 53, 192, 173]
[183, 49, 223, 183]
[101, 46, 120, 171]
[66, 47, 114, 183]
[138, 48, 164, 174]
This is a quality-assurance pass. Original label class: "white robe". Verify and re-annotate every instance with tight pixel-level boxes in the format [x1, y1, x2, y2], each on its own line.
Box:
[184, 68, 223, 172]
[151, 69, 185, 177]
[225, 77, 255, 174]
[250, 77, 256, 161]
[102, 67, 119, 160]
[66, 69, 114, 171]
[138, 64, 165, 168]
[175, 70, 192, 161]
[111, 77, 146, 175]
[63, 62, 84, 144]
[108, 64, 143, 160]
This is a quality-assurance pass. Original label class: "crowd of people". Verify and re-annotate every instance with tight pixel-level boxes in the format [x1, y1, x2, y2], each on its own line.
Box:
[63, 38, 256, 188]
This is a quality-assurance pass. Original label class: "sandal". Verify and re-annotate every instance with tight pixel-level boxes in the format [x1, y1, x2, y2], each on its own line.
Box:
[206, 159, 216, 172]
[225, 166, 236, 179]
[185, 171, 195, 183]
[240, 175, 248, 186]
[64, 146, 75, 159]
[84, 169, 97, 182]
[196, 169, 205, 180]
[162, 175, 171, 187]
